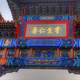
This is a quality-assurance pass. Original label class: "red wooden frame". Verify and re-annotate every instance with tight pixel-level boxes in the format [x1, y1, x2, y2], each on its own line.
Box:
[24, 20, 69, 39]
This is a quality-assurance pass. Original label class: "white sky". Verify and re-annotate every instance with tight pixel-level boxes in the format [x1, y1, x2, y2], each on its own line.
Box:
[0, 0, 13, 21]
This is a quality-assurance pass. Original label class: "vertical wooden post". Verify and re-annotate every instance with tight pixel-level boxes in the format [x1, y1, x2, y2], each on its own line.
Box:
[56, 48, 61, 57]
[68, 48, 74, 58]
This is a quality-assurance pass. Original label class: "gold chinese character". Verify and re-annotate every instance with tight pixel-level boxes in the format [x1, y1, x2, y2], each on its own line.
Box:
[39, 27, 46, 34]
[47, 27, 52, 34]
[54, 26, 61, 34]
[32, 27, 37, 34]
